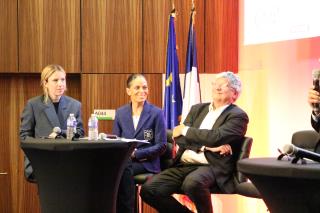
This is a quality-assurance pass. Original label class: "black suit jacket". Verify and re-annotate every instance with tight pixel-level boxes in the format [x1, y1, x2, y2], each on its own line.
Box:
[174, 102, 249, 193]
[311, 115, 320, 133]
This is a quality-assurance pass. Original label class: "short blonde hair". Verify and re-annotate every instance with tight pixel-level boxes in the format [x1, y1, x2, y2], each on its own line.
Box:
[40, 64, 66, 104]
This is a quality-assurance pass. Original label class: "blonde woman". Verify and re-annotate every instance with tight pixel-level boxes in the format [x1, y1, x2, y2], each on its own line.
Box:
[20, 64, 84, 181]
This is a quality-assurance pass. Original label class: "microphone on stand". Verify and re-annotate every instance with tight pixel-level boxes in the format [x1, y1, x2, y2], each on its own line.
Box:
[47, 127, 62, 139]
[282, 143, 320, 164]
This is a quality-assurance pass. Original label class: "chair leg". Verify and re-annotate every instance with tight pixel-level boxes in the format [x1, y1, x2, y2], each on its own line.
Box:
[135, 184, 142, 213]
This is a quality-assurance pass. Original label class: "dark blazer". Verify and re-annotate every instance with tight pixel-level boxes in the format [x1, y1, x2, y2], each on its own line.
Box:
[113, 101, 167, 173]
[175, 102, 249, 193]
[311, 116, 320, 132]
[20, 95, 84, 139]
[20, 95, 85, 181]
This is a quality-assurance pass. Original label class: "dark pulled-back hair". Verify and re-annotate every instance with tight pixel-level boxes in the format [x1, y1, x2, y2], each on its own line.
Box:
[126, 74, 146, 88]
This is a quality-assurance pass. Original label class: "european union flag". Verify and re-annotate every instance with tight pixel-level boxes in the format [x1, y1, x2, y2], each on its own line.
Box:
[181, 9, 201, 122]
[164, 13, 183, 129]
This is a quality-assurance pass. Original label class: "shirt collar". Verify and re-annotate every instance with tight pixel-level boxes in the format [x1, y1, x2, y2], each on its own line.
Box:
[209, 103, 230, 113]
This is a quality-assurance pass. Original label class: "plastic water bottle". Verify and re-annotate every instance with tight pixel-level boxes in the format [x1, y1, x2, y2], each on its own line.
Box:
[73, 116, 77, 135]
[67, 113, 76, 140]
[88, 114, 98, 140]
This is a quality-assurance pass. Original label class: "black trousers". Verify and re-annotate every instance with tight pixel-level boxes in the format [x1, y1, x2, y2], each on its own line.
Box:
[140, 165, 216, 213]
[117, 161, 149, 213]
[117, 162, 135, 213]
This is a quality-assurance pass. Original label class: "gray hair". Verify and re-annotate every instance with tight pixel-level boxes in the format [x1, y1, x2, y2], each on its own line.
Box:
[215, 71, 242, 95]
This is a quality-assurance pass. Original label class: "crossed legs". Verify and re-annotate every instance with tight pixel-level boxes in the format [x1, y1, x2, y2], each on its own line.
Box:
[140, 165, 216, 213]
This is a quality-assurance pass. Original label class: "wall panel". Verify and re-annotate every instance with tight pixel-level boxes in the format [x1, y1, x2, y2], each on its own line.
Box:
[0, 75, 42, 213]
[18, 0, 80, 72]
[0, 77, 14, 213]
[205, 0, 239, 73]
[14, 76, 41, 213]
[142, 1, 170, 73]
[81, 74, 162, 134]
[0, 0, 17, 72]
[82, 0, 142, 73]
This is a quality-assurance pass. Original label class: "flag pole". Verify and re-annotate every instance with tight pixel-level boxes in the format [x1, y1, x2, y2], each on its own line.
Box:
[171, 0, 176, 17]
[191, 0, 196, 24]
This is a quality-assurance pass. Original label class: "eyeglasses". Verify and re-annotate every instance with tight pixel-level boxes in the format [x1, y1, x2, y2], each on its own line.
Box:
[211, 82, 230, 90]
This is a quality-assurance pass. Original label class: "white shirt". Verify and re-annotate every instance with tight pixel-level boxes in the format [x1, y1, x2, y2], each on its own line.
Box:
[312, 113, 319, 122]
[180, 104, 230, 164]
[132, 115, 140, 130]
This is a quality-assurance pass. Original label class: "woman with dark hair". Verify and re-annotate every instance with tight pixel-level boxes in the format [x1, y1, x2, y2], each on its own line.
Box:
[113, 74, 166, 213]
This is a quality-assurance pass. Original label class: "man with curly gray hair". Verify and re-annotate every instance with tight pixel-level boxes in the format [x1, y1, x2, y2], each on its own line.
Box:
[215, 71, 242, 95]
[141, 71, 249, 213]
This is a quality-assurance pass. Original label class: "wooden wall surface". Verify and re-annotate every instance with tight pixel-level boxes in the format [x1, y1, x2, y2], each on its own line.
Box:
[143, 1, 170, 73]
[0, 0, 238, 212]
[18, 0, 81, 72]
[0, 0, 17, 72]
[206, 0, 239, 73]
[82, 0, 142, 73]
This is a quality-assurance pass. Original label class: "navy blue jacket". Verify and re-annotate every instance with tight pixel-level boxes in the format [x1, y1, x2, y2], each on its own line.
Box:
[113, 101, 167, 173]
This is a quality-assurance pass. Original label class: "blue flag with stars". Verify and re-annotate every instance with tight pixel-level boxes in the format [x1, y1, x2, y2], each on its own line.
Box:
[164, 13, 183, 129]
